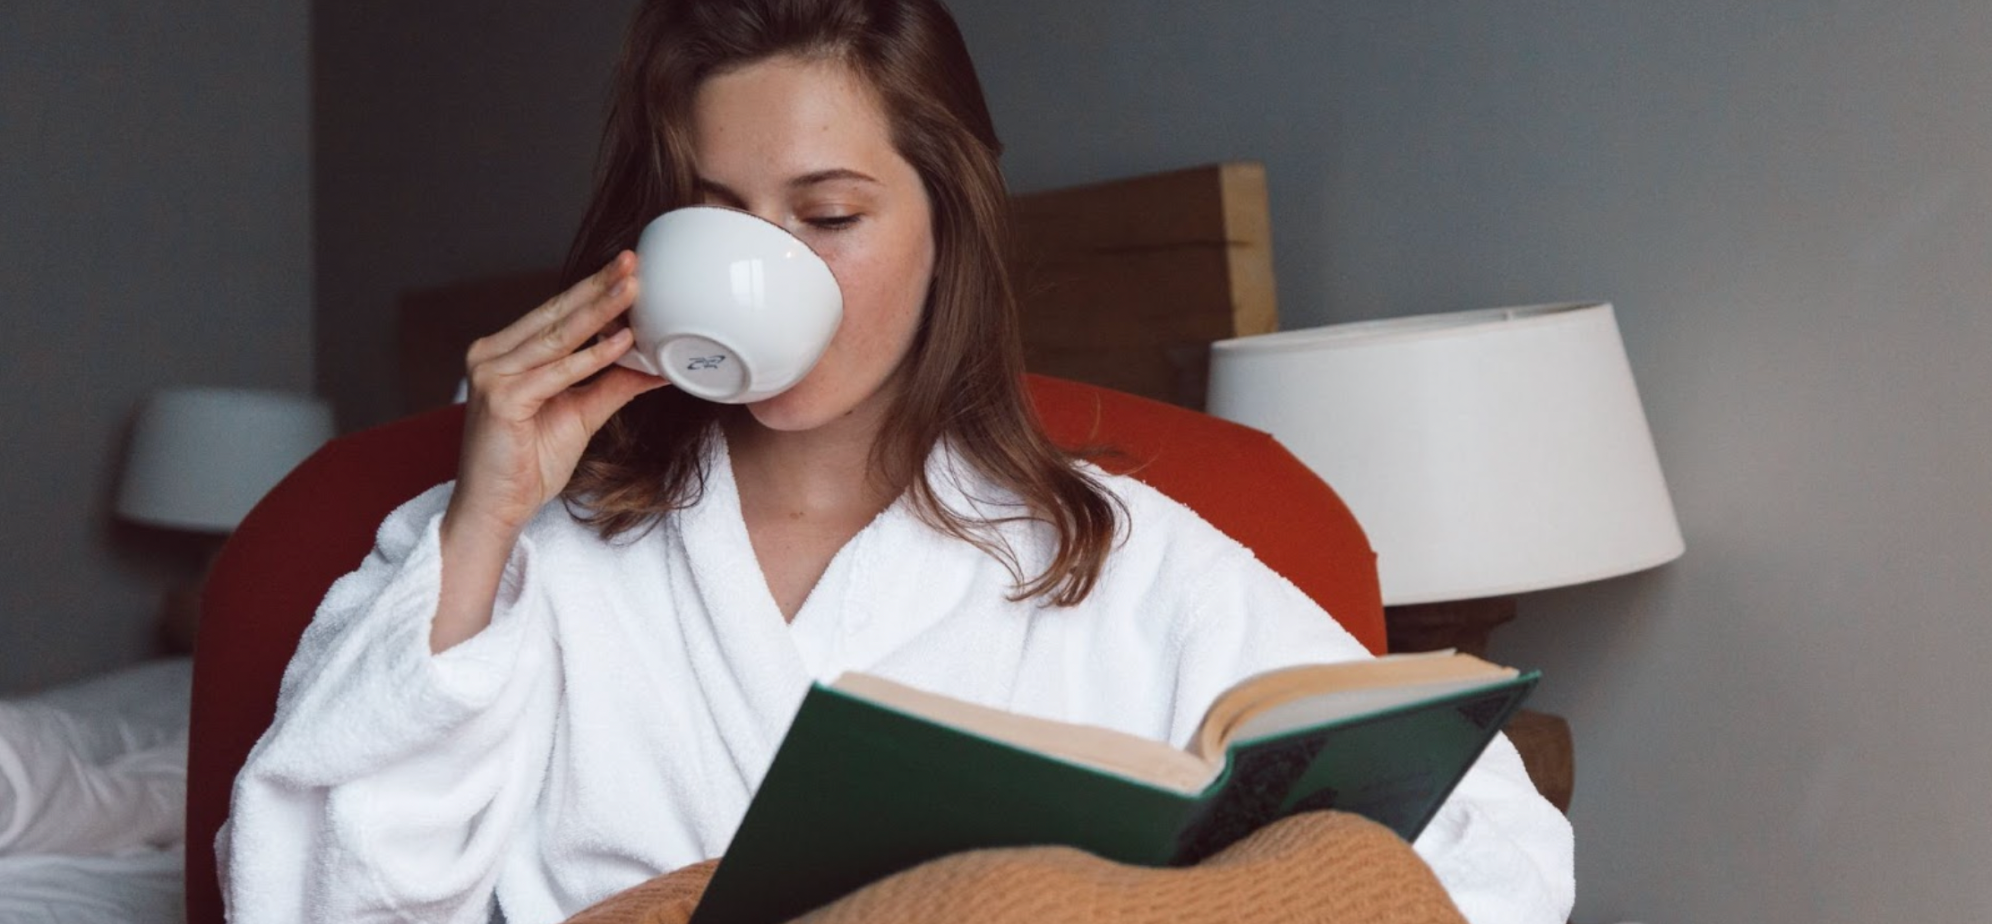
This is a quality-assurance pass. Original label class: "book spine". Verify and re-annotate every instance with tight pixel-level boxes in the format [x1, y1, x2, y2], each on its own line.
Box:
[1169, 725, 1336, 865]
[695, 685, 1206, 924]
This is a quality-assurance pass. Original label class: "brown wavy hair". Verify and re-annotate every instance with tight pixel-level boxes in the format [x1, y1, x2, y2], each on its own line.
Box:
[558, 0, 1120, 605]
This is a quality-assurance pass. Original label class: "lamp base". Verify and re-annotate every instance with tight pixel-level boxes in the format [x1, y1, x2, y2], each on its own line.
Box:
[1384, 596, 1516, 657]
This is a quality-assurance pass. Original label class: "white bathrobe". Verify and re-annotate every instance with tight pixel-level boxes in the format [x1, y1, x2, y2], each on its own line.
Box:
[221, 440, 1573, 924]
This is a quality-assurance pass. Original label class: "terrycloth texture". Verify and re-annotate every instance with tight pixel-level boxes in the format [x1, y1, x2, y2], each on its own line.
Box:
[564, 812, 1465, 924]
[221, 438, 1571, 924]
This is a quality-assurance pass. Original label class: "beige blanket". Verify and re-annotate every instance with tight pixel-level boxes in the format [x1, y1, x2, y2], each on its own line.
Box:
[565, 811, 1466, 924]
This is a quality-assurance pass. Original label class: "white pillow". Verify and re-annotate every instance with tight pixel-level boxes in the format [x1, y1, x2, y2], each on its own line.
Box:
[0, 658, 190, 856]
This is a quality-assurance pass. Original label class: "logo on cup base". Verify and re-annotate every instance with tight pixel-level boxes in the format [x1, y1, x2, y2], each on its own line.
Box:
[687, 355, 729, 372]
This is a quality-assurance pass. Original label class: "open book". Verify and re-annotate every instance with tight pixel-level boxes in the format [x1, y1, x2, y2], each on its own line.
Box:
[689, 651, 1538, 924]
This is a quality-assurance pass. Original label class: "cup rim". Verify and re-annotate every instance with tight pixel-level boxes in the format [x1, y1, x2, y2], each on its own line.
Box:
[658, 204, 835, 268]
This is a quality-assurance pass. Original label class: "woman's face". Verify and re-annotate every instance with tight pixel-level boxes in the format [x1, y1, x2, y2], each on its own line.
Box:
[689, 54, 935, 433]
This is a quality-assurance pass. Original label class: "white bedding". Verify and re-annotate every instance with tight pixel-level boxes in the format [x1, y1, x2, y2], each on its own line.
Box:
[0, 848, 184, 924]
[0, 657, 191, 924]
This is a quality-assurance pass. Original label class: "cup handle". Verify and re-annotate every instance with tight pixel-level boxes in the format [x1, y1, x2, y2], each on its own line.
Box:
[614, 348, 661, 377]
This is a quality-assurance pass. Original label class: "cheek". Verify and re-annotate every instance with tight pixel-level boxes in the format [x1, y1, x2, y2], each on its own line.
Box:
[817, 228, 933, 353]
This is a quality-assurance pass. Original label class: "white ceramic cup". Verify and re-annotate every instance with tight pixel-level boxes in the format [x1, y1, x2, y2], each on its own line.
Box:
[614, 206, 844, 403]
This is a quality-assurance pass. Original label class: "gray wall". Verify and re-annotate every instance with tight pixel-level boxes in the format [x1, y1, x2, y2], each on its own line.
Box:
[313, 0, 637, 430]
[0, 3, 313, 691]
[950, 1, 1992, 921]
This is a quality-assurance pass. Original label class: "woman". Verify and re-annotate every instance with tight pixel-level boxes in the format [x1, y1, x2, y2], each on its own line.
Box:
[222, 1, 1573, 922]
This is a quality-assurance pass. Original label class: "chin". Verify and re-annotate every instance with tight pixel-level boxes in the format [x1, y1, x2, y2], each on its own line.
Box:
[743, 379, 856, 431]
[744, 397, 833, 431]
[744, 369, 900, 433]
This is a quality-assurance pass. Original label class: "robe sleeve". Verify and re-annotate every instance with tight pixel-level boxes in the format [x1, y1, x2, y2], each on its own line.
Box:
[1166, 540, 1576, 924]
[219, 483, 563, 924]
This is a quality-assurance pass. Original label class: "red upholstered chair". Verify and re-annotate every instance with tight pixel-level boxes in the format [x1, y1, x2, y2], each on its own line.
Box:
[184, 375, 1384, 924]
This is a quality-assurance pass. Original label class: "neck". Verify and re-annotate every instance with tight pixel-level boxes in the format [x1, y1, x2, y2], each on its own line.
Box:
[723, 398, 906, 523]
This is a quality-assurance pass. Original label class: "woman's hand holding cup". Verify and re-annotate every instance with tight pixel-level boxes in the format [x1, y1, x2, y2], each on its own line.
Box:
[433, 251, 664, 650]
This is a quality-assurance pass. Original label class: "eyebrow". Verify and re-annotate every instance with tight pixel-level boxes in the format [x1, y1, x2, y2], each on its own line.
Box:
[694, 168, 881, 202]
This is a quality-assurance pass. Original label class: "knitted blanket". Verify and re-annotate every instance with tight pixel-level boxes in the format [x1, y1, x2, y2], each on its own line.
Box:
[564, 810, 1467, 924]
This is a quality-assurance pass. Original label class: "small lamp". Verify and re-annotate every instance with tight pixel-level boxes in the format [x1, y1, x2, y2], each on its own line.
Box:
[1208, 301, 1682, 643]
[117, 387, 334, 533]
[1208, 302, 1683, 810]
[116, 387, 333, 651]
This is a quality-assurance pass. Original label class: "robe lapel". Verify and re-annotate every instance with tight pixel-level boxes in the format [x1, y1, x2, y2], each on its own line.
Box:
[664, 437, 1037, 788]
[670, 436, 814, 791]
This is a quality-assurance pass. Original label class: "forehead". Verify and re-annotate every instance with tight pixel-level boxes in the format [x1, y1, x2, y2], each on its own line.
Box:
[690, 55, 899, 181]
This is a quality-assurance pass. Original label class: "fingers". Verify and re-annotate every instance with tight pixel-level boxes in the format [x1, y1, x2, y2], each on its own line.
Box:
[544, 325, 641, 392]
[571, 366, 670, 436]
[530, 325, 645, 405]
[469, 252, 635, 364]
[465, 324, 630, 426]
[465, 277, 641, 408]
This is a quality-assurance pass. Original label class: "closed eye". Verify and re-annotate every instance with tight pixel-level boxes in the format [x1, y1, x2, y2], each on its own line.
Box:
[805, 214, 862, 231]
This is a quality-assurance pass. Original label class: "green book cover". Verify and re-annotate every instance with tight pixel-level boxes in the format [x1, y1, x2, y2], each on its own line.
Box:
[689, 659, 1538, 924]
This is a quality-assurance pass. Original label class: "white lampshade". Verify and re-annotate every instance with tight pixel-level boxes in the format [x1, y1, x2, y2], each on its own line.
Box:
[116, 387, 335, 532]
[1208, 302, 1683, 605]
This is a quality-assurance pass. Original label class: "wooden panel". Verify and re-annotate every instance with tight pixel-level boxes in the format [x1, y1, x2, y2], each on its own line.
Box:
[397, 268, 563, 413]
[1011, 161, 1278, 409]
[394, 162, 1279, 414]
